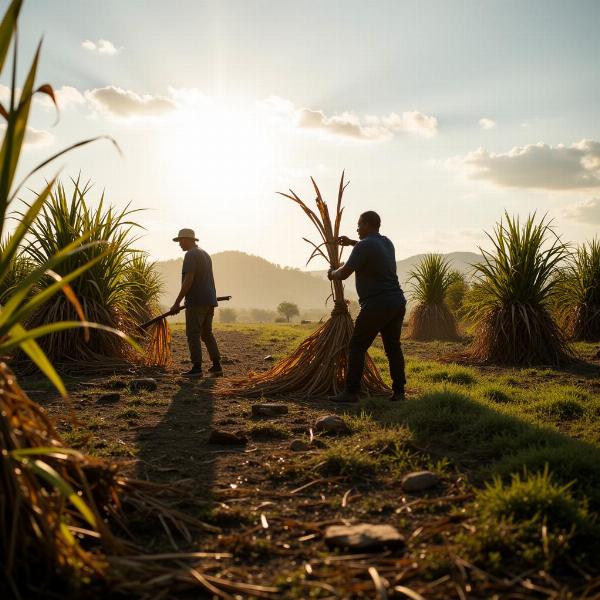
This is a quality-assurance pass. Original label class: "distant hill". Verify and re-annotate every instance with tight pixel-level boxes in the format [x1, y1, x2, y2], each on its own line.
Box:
[155, 251, 352, 312]
[154, 250, 482, 314]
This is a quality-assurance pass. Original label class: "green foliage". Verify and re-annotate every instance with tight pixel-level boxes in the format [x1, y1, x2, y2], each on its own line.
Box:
[22, 177, 157, 362]
[445, 272, 469, 313]
[462, 468, 598, 571]
[277, 300, 299, 322]
[556, 238, 600, 341]
[0, 237, 33, 305]
[465, 213, 572, 365]
[408, 253, 457, 305]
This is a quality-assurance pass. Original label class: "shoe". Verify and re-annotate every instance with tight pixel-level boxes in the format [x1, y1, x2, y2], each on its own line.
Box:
[182, 366, 203, 377]
[207, 363, 223, 377]
[389, 390, 405, 401]
[328, 390, 360, 403]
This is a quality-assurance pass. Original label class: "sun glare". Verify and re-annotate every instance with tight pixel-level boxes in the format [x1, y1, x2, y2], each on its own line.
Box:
[157, 102, 279, 210]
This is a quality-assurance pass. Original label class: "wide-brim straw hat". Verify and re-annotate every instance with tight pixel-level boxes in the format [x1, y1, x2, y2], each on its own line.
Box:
[173, 228, 199, 242]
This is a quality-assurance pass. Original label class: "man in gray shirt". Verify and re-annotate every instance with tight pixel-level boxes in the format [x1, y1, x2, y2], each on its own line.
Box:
[170, 228, 222, 377]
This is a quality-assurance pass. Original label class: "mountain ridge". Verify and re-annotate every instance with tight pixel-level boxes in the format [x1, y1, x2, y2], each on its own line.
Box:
[155, 250, 481, 311]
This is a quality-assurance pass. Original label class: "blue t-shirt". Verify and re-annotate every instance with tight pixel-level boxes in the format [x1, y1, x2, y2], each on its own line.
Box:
[344, 233, 406, 310]
[182, 246, 218, 307]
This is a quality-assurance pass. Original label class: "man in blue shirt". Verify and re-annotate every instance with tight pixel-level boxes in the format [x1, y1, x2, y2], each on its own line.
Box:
[328, 211, 406, 402]
[170, 228, 222, 377]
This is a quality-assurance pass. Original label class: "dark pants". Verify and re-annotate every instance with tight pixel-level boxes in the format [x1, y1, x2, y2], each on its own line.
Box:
[185, 305, 221, 367]
[347, 305, 406, 393]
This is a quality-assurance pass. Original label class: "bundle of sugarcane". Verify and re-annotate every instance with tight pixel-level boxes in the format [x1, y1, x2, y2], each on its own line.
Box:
[223, 172, 389, 397]
[143, 316, 173, 368]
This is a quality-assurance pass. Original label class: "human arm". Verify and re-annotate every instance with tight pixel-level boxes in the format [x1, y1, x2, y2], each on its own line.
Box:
[170, 272, 194, 313]
[328, 263, 353, 281]
[337, 235, 358, 247]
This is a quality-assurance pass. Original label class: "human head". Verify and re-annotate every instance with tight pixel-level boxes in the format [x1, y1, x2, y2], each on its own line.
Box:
[357, 211, 381, 239]
[172, 228, 198, 251]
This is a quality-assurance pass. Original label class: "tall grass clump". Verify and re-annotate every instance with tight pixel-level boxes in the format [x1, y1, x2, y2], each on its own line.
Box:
[556, 238, 600, 342]
[406, 253, 460, 340]
[22, 177, 163, 365]
[0, 238, 33, 305]
[464, 213, 572, 365]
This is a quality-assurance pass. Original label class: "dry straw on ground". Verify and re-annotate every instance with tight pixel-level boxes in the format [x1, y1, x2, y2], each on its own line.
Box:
[223, 172, 389, 398]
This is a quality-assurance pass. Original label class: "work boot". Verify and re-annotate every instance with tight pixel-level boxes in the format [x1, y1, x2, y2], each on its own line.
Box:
[328, 390, 360, 403]
[207, 363, 223, 377]
[389, 390, 405, 402]
[182, 364, 202, 377]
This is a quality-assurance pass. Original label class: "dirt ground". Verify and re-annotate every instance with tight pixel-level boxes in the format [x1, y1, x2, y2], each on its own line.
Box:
[26, 325, 600, 599]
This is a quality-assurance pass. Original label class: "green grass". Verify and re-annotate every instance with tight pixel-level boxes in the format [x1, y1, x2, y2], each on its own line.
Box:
[460, 469, 598, 572]
[247, 422, 290, 439]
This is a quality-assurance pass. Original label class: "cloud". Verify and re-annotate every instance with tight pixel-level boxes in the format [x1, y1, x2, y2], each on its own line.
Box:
[85, 85, 177, 118]
[0, 124, 54, 147]
[82, 39, 122, 55]
[37, 85, 86, 111]
[562, 198, 600, 224]
[260, 96, 438, 141]
[479, 117, 496, 130]
[450, 139, 600, 190]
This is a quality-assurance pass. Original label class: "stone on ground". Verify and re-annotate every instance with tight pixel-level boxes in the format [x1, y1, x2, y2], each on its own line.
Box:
[324, 523, 405, 551]
[252, 403, 289, 417]
[401, 470, 440, 492]
[289, 439, 310, 452]
[130, 378, 158, 392]
[315, 415, 350, 434]
[208, 429, 247, 445]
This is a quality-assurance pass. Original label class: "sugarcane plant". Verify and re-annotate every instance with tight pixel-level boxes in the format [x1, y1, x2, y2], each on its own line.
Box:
[464, 212, 573, 365]
[22, 177, 168, 368]
[555, 238, 600, 342]
[406, 253, 460, 340]
[225, 172, 389, 397]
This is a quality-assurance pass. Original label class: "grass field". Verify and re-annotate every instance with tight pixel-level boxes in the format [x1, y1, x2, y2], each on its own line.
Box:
[25, 322, 600, 598]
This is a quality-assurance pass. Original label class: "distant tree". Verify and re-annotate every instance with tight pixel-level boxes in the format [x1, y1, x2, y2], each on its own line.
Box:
[250, 308, 275, 323]
[219, 307, 237, 323]
[277, 301, 299, 323]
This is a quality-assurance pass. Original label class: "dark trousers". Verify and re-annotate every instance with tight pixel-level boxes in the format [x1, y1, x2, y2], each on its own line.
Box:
[185, 305, 221, 367]
[347, 305, 406, 393]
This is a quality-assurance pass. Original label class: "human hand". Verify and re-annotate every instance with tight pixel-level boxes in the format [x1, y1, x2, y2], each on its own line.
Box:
[337, 235, 355, 246]
[327, 268, 335, 281]
[170, 303, 182, 314]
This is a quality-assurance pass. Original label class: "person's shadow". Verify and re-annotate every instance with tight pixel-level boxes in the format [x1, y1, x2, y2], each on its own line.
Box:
[134, 376, 217, 549]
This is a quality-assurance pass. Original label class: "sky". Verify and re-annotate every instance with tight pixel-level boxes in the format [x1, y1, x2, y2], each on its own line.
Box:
[8, 0, 600, 267]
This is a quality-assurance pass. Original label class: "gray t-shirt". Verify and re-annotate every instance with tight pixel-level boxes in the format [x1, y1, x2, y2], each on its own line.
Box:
[182, 246, 218, 307]
[344, 233, 405, 310]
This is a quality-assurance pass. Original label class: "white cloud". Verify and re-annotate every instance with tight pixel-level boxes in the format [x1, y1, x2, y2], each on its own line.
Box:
[85, 85, 177, 118]
[0, 124, 54, 147]
[479, 117, 496, 130]
[562, 198, 600, 224]
[82, 39, 122, 55]
[36, 85, 85, 111]
[450, 139, 600, 190]
[260, 96, 438, 141]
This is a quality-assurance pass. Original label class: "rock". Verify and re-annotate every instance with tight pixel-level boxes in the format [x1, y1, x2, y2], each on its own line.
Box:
[314, 415, 350, 435]
[208, 429, 247, 445]
[252, 403, 289, 417]
[129, 378, 158, 392]
[324, 524, 404, 552]
[263, 354, 275, 361]
[401, 470, 440, 492]
[310, 438, 327, 449]
[108, 379, 127, 390]
[97, 393, 120, 404]
[289, 439, 310, 452]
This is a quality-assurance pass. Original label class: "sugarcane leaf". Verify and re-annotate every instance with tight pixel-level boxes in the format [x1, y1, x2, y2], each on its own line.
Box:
[10, 323, 67, 396]
[0, 0, 21, 74]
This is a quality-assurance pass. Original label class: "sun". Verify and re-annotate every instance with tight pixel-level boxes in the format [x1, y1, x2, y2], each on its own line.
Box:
[156, 101, 279, 209]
